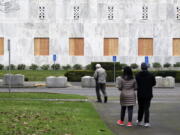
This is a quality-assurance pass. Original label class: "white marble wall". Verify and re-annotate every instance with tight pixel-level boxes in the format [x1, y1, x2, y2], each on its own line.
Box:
[0, 0, 180, 66]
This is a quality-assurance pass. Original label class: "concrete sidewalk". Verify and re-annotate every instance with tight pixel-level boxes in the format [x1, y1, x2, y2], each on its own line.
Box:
[92, 88, 180, 135]
[0, 83, 180, 135]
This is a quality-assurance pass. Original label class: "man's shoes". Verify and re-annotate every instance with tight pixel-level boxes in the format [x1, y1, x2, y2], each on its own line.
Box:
[104, 96, 108, 103]
[126, 122, 133, 127]
[144, 123, 151, 127]
[117, 120, 124, 125]
[136, 120, 143, 126]
[96, 100, 102, 103]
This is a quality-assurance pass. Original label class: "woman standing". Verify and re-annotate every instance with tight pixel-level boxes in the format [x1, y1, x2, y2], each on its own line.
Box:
[117, 66, 137, 127]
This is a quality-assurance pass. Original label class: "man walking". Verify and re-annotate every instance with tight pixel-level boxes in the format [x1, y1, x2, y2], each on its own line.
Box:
[94, 64, 108, 103]
[136, 63, 156, 127]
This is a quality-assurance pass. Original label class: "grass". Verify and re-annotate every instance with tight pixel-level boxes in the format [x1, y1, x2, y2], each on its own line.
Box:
[0, 70, 67, 81]
[0, 93, 114, 135]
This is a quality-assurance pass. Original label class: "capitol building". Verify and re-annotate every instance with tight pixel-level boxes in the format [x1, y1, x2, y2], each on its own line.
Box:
[0, 0, 180, 66]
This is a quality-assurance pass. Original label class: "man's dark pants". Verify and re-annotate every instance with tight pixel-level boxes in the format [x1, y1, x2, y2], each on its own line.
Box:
[96, 82, 107, 102]
[138, 97, 152, 123]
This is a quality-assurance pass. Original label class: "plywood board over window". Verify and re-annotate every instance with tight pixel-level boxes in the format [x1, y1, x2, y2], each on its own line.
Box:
[34, 38, 49, 56]
[69, 38, 84, 56]
[138, 38, 153, 56]
[173, 38, 180, 56]
[0, 38, 4, 55]
[104, 38, 118, 56]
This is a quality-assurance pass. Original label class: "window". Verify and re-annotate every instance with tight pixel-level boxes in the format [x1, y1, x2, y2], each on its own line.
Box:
[69, 38, 84, 56]
[74, 6, 80, 20]
[173, 38, 180, 56]
[142, 5, 148, 20]
[34, 38, 49, 56]
[176, 7, 180, 20]
[138, 38, 153, 56]
[39, 6, 45, 20]
[0, 38, 4, 55]
[107, 6, 114, 20]
[104, 38, 118, 56]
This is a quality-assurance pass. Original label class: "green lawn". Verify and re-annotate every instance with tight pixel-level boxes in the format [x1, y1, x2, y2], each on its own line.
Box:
[0, 93, 114, 135]
[0, 70, 67, 81]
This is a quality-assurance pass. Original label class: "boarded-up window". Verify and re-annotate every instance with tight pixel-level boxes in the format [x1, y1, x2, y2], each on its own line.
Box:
[104, 38, 118, 56]
[173, 38, 180, 56]
[0, 38, 4, 55]
[138, 38, 153, 56]
[34, 38, 49, 56]
[69, 38, 84, 56]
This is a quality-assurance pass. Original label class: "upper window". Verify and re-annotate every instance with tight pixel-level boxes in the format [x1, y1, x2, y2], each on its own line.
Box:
[107, 6, 114, 20]
[34, 38, 49, 56]
[138, 38, 153, 56]
[173, 38, 180, 56]
[104, 38, 118, 56]
[74, 6, 80, 20]
[142, 5, 148, 20]
[0, 38, 4, 56]
[176, 7, 180, 20]
[39, 6, 46, 20]
[69, 38, 84, 56]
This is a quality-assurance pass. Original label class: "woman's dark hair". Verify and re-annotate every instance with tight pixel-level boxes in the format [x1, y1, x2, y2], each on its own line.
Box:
[122, 66, 134, 80]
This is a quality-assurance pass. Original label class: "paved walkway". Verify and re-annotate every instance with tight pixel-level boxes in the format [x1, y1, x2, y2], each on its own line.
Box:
[0, 83, 180, 135]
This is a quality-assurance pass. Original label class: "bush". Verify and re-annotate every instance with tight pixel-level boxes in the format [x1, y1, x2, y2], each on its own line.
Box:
[173, 62, 180, 67]
[85, 64, 92, 70]
[0, 64, 4, 70]
[65, 70, 180, 82]
[6, 64, 16, 70]
[29, 64, 38, 70]
[91, 62, 124, 71]
[153, 62, 161, 68]
[17, 64, 26, 70]
[62, 64, 72, 70]
[163, 63, 171, 68]
[41, 64, 50, 70]
[73, 64, 82, 70]
[51, 64, 60, 70]
[130, 63, 138, 69]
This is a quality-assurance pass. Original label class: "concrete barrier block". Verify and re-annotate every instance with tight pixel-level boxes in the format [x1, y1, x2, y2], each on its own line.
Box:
[116, 76, 122, 88]
[165, 76, 175, 88]
[155, 76, 175, 88]
[155, 76, 163, 87]
[3, 74, 24, 86]
[81, 76, 95, 88]
[46, 76, 68, 88]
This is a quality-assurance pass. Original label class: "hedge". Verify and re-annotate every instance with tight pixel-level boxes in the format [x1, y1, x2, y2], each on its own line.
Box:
[64, 70, 180, 82]
[91, 62, 126, 71]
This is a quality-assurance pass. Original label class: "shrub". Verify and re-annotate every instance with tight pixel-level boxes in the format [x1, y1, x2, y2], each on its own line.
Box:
[163, 63, 171, 68]
[6, 64, 16, 70]
[64, 70, 124, 82]
[73, 64, 82, 70]
[17, 64, 26, 70]
[41, 64, 50, 70]
[29, 64, 38, 70]
[91, 62, 124, 71]
[153, 62, 161, 68]
[130, 63, 138, 69]
[64, 70, 180, 82]
[51, 64, 60, 70]
[173, 62, 180, 67]
[0, 64, 4, 70]
[85, 64, 92, 70]
[62, 64, 72, 70]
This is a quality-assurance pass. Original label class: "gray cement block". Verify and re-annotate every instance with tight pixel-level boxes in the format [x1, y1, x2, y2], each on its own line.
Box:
[155, 76, 175, 88]
[46, 76, 68, 88]
[81, 76, 96, 88]
[3, 74, 24, 86]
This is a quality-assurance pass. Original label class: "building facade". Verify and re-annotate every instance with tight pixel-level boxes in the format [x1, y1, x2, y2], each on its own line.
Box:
[0, 0, 180, 66]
